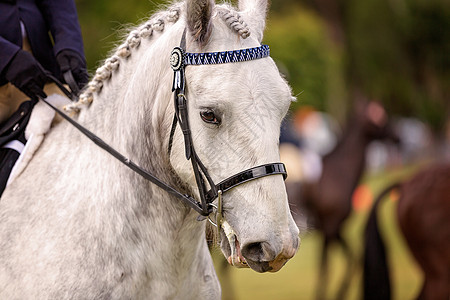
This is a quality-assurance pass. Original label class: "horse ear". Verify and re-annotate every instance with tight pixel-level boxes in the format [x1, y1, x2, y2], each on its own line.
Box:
[238, 0, 268, 42]
[186, 0, 215, 46]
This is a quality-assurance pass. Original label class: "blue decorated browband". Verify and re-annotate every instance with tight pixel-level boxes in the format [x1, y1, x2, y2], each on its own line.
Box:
[184, 44, 270, 65]
[170, 42, 270, 91]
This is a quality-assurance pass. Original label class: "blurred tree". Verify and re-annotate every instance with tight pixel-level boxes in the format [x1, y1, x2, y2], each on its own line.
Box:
[300, 0, 449, 131]
[264, 6, 334, 112]
[75, 0, 161, 71]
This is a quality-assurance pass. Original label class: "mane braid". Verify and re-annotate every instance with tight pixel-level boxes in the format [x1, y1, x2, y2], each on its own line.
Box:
[217, 7, 250, 39]
[64, 3, 183, 113]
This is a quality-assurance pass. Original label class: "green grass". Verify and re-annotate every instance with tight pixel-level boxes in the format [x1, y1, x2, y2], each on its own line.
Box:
[212, 167, 424, 299]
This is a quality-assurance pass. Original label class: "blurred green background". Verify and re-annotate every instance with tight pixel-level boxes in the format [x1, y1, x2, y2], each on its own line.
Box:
[73, 0, 448, 299]
[75, 0, 449, 132]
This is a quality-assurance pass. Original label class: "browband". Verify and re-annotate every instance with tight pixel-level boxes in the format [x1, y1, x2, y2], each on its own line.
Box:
[184, 44, 270, 65]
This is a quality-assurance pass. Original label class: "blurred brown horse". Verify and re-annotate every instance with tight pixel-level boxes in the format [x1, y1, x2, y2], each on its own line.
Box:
[287, 100, 399, 300]
[364, 163, 450, 300]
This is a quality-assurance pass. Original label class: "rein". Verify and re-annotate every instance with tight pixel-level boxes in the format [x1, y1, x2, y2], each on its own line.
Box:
[38, 29, 287, 221]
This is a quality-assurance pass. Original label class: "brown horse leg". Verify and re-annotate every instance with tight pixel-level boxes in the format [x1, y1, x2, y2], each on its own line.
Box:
[336, 233, 353, 300]
[416, 268, 449, 300]
[316, 236, 331, 300]
[414, 251, 449, 300]
[396, 164, 450, 300]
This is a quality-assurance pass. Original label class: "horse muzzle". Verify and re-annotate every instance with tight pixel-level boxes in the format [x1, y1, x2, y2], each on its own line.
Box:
[220, 220, 300, 273]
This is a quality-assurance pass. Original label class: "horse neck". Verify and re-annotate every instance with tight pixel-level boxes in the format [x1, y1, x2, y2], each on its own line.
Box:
[71, 24, 206, 244]
[71, 39, 212, 286]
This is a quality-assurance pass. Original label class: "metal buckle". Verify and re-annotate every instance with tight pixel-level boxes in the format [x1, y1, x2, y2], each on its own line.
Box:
[207, 190, 223, 238]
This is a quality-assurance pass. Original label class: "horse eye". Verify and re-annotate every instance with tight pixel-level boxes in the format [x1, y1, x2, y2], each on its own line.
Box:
[200, 110, 220, 125]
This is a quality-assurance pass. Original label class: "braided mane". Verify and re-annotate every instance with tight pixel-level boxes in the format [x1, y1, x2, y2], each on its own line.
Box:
[65, 2, 250, 113]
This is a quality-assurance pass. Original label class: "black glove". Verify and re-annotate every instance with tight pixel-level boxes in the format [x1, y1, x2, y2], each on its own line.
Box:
[4, 50, 47, 100]
[56, 49, 89, 90]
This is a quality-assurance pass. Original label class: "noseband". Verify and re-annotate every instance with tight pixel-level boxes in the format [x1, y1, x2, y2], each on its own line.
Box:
[168, 30, 287, 218]
[38, 29, 287, 221]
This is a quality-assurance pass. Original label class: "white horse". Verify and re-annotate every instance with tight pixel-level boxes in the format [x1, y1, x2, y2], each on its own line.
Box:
[0, 0, 299, 298]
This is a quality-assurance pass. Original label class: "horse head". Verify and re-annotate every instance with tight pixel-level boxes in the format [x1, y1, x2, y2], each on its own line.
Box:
[354, 100, 399, 144]
[168, 0, 300, 273]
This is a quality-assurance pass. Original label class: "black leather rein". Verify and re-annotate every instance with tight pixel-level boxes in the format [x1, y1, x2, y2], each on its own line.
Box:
[38, 29, 287, 217]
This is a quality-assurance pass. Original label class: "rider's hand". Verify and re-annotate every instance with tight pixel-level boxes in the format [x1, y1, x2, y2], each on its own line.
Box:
[56, 49, 89, 90]
[4, 50, 47, 100]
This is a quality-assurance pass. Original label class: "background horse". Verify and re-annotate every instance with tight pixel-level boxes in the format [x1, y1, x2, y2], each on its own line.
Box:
[287, 100, 399, 300]
[364, 163, 450, 300]
[0, 0, 299, 298]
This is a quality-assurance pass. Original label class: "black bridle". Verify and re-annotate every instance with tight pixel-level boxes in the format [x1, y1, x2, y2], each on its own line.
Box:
[167, 30, 287, 216]
[39, 29, 287, 219]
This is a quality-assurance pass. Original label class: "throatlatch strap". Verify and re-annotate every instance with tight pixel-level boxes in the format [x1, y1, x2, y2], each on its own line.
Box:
[167, 114, 178, 156]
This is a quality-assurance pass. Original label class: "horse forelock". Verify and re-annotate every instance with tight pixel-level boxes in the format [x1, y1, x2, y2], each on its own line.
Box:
[64, 1, 251, 114]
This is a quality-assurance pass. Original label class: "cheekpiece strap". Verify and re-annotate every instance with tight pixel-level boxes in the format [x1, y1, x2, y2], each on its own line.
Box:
[184, 44, 270, 66]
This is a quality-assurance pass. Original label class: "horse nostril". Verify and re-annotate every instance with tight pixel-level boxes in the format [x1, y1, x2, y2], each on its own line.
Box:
[241, 241, 277, 263]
